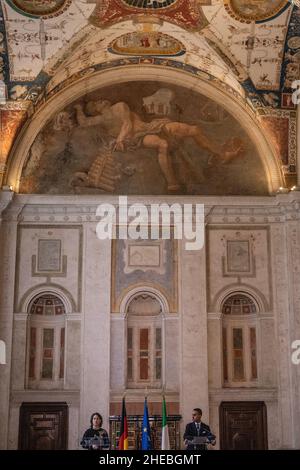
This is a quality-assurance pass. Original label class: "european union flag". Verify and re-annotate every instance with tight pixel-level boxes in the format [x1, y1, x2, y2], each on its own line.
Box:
[141, 397, 152, 450]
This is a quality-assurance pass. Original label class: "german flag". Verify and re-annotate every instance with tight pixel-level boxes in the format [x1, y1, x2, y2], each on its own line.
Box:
[118, 397, 128, 450]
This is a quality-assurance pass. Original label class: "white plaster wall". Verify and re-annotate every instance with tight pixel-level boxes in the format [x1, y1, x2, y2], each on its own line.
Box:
[266, 400, 280, 449]
[209, 402, 220, 449]
[10, 315, 27, 390]
[207, 227, 272, 312]
[164, 316, 179, 392]
[68, 405, 80, 450]
[7, 405, 19, 449]
[15, 226, 82, 313]
[260, 318, 277, 387]
[1, 193, 300, 449]
[207, 316, 223, 388]
[65, 319, 81, 390]
[110, 317, 126, 391]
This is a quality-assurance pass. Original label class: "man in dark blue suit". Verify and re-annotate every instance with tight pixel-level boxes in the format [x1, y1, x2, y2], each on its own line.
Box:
[183, 408, 216, 450]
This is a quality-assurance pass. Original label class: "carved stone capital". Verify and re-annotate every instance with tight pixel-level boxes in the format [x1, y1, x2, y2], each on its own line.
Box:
[0, 189, 14, 220]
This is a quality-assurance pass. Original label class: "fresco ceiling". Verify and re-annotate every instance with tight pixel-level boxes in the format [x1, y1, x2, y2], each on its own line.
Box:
[0, 1, 298, 98]
[0, 0, 299, 190]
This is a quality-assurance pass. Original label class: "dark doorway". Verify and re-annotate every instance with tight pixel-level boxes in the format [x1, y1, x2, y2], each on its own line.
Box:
[19, 402, 68, 450]
[219, 401, 268, 450]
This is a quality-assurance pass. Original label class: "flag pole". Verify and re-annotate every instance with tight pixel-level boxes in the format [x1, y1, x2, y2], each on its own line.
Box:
[161, 392, 170, 450]
[118, 394, 128, 450]
[141, 392, 152, 450]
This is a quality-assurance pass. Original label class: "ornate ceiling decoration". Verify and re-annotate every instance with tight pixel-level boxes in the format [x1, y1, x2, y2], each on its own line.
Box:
[89, 0, 211, 30]
[121, 0, 178, 8]
[224, 0, 289, 23]
[108, 31, 186, 57]
[281, 6, 300, 98]
[6, 0, 71, 19]
[0, 0, 298, 190]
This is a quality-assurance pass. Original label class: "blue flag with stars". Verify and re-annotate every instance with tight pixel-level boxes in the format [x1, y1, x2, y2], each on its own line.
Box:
[141, 397, 152, 450]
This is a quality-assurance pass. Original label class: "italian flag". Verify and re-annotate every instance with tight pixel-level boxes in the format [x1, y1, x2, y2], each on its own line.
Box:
[161, 396, 170, 450]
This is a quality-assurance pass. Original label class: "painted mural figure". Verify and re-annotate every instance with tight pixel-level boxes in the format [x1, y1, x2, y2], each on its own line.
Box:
[22, 111, 74, 180]
[21, 82, 266, 196]
[74, 99, 244, 191]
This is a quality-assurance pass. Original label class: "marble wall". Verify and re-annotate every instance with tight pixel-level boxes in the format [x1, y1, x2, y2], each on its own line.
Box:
[0, 192, 299, 449]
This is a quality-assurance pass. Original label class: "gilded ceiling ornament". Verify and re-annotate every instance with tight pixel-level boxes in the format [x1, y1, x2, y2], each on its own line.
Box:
[6, 0, 71, 18]
[121, 0, 178, 8]
[89, 0, 210, 31]
[224, 0, 290, 23]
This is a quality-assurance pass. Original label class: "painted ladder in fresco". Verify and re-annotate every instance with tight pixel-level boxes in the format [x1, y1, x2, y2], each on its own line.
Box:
[71, 150, 117, 192]
[87, 151, 117, 192]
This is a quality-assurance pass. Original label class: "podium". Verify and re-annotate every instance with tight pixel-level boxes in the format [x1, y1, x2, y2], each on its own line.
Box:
[191, 436, 210, 445]
[185, 434, 215, 450]
[81, 435, 109, 450]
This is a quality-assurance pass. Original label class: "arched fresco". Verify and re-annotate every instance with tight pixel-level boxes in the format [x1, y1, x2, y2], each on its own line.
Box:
[19, 81, 269, 195]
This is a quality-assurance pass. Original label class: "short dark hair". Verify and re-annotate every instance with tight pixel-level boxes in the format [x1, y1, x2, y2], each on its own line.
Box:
[193, 408, 202, 415]
[90, 412, 103, 427]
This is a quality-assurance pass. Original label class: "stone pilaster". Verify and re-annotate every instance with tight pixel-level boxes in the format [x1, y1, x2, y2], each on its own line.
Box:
[180, 236, 208, 446]
[285, 215, 300, 447]
[80, 223, 111, 436]
[0, 188, 14, 226]
[65, 314, 81, 390]
[297, 108, 300, 187]
[0, 198, 21, 448]
[271, 222, 294, 448]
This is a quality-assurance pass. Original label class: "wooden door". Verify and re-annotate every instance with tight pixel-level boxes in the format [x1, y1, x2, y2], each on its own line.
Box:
[19, 402, 68, 450]
[219, 401, 268, 450]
